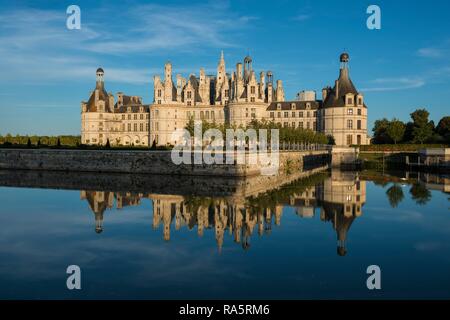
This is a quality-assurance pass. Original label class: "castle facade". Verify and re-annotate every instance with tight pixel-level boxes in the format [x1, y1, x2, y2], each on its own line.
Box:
[81, 52, 368, 147]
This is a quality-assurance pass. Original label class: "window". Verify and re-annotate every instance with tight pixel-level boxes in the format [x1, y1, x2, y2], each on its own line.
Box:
[134, 123, 137, 131]
[299, 112, 304, 118]
[313, 121, 316, 130]
[347, 108, 353, 115]
[357, 135, 361, 145]
[357, 120, 361, 130]
[187, 101, 192, 106]
[157, 89, 162, 97]
[284, 122, 288, 127]
[307, 111, 310, 118]
[146, 114, 149, 119]
[157, 100, 161, 104]
[200, 111, 204, 119]
[292, 122, 296, 128]
[122, 114, 125, 120]
[347, 135, 353, 145]
[140, 114, 143, 120]
[187, 91, 192, 99]
[277, 112, 281, 118]
[139, 123, 143, 131]
[270, 112, 274, 118]
[307, 122, 310, 129]
[357, 109, 362, 115]
[224, 89, 229, 97]
[358, 97, 363, 105]
[127, 123, 131, 131]
[299, 122, 303, 129]
[146, 123, 149, 131]
[347, 119, 353, 129]
[250, 97, 255, 102]
[250, 86, 255, 94]
[128, 115, 131, 120]
[292, 112, 296, 117]
[211, 111, 215, 119]
[313, 111, 317, 117]
[347, 98, 353, 105]
[284, 112, 289, 118]
[134, 114, 137, 120]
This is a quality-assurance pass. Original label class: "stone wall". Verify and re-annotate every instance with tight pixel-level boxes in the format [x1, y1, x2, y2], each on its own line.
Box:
[0, 149, 330, 177]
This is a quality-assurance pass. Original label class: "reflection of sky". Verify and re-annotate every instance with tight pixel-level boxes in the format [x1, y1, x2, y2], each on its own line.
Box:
[0, 182, 449, 299]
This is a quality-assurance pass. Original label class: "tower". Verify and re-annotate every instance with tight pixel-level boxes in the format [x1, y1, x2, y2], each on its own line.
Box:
[96, 67, 104, 89]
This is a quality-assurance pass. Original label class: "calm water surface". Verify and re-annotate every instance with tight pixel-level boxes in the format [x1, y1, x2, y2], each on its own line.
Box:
[0, 170, 449, 299]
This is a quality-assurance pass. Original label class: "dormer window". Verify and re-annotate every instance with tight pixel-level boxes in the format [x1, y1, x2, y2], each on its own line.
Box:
[291, 103, 296, 109]
[347, 98, 353, 105]
[357, 95, 363, 106]
[277, 103, 281, 110]
[306, 103, 311, 109]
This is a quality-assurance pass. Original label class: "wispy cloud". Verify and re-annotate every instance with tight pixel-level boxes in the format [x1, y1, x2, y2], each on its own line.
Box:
[417, 47, 443, 58]
[361, 77, 425, 92]
[0, 3, 255, 85]
[292, 14, 311, 22]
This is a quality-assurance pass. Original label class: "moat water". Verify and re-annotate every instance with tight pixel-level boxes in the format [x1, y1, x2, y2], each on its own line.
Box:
[0, 170, 449, 299]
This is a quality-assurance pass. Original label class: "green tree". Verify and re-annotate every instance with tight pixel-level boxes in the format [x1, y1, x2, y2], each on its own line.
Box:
[372, 118, 391, 144]
[57, 137, 61, 148]
[27, 138, 32, 148]
[386, 184, 404, 208]
[409, 183, 431, 205]
[436, 116, 450, 143]
[410, 109, 433, 144]
[105, 139, 110, 148]
[386, 119, 406, 144]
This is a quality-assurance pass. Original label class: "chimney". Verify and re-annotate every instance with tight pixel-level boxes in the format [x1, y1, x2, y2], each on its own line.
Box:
[322, 88, 328, 101]
[117, 92, 123, 106]
[236, 63, 243, 80]
[335, 80, 339, 100]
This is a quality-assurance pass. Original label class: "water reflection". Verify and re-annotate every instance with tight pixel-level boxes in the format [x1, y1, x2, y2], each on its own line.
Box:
[80, 171, 367, 255]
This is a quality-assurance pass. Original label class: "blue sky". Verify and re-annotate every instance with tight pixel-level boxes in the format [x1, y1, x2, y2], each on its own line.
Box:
[0, 0, 449, 135]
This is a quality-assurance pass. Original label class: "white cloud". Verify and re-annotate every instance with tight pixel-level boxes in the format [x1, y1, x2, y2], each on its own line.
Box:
[0, 3, 255, 85]
[361, 77, 425, 92]
[292, 14, 311, 22]
[417, 47, 443, 58]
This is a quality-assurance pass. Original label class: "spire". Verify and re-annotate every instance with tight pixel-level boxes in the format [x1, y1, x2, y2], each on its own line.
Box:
[220, 50, 224, 62]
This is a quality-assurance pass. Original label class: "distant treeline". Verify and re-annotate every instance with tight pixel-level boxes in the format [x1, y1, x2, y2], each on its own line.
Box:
[372, 108, 450, 145]
[0, 134, 81, 146]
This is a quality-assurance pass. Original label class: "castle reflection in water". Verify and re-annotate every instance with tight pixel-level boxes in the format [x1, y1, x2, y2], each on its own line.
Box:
[81, 171, 366, 256]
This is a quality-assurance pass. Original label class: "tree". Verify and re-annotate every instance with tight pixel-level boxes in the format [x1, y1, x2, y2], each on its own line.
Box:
[57, 137, 61, 148]
[105, 139, 110, 148]
[27, 138, 32, 148]
[410, 109, 433, 144]
[436, 116, 450, 143]
[386, 119, 406, 144]
[409, 183, 431, 205]
[372, 118, 391, 144]
[386, 184, 404, 208]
